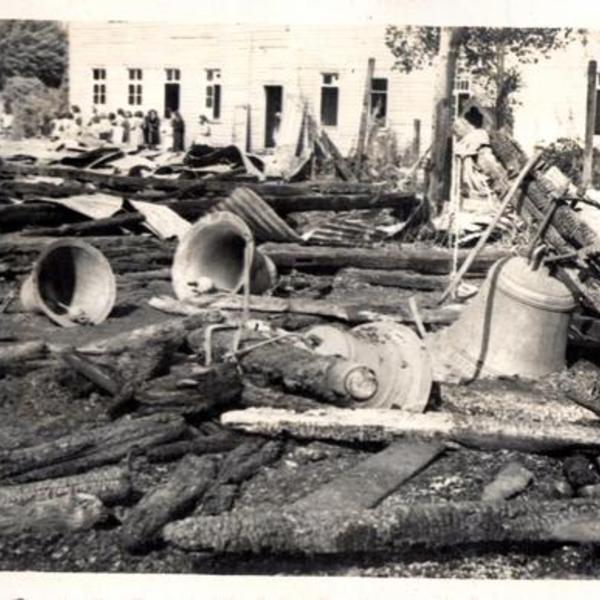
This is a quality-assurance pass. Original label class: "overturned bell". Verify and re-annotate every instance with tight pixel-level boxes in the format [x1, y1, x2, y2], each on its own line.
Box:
[307, 321, 433, 411]
[20, 240, 116, 328]
[428, 256, 577, 382]
[171, 211, 277, 302]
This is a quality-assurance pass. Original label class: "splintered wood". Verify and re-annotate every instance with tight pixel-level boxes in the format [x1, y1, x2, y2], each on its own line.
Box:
[220, 407, 600, 453]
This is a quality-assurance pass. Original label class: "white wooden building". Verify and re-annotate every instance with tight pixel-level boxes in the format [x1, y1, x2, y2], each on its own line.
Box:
[68, 22, 600, 155]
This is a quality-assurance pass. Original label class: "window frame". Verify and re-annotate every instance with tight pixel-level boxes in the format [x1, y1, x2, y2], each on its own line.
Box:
[320, 72, 339, 127]
[166, 68, 181, 82]
[370, 77, 388, 125]
[205, 69, 222, 120]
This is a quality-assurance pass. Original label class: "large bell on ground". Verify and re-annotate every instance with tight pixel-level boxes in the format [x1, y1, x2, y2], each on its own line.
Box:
[427, 256, 577, 382]
[171, 211, 277, 302]
[20, 239, 116, 328]
[306, 321, 433, 411]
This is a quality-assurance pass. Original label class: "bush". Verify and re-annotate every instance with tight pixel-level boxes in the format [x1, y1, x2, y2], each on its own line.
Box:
[2, 75, 68, 139]
[540, 137, 600, 189]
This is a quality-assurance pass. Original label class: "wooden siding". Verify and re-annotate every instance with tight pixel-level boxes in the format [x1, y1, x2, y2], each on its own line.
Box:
[69, 22, 600, 155]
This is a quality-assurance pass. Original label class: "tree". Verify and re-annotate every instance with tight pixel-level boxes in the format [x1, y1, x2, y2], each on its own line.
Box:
[0, 20, 67, 90]
[385, 26, 583, 128]
[3, 76, 68, 138]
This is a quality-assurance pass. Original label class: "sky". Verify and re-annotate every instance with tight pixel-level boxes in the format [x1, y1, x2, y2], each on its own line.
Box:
[1, 0, 600, 28]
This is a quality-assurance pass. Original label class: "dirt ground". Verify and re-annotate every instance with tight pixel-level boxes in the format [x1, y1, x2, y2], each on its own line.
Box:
[0, 307, 600, 579]
[2, 254, 600, 579]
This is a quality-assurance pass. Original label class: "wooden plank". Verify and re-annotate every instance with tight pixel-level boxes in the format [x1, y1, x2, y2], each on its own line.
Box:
[293, 440, 444, 511]
[220, 407, 600, 453]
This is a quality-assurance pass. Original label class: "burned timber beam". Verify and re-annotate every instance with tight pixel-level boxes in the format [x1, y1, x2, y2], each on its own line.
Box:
[164, 498, 600, 555]
[261, 243, 508, 274]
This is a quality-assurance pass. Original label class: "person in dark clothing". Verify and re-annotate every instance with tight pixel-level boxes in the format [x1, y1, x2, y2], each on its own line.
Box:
[171, 110, 185, 152]
[143, 109, 161, 149]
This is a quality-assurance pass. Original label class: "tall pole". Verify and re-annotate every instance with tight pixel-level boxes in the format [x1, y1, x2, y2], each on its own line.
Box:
[427, 27, 463, 213]
[356, 57, 376, 170]
[583, 60, 597, 191]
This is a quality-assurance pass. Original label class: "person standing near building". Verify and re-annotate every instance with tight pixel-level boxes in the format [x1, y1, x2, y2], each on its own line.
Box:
[131, 110, 145, 148]
[122, 111, 132, 145]
[194, 114, 212, 145]
[171, 110, 185, 152]
[143, 109, 161, 149]
[160, 109, 173, 151]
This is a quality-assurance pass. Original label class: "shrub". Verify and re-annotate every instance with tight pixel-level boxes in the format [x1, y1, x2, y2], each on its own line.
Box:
[540, 137, 600, 189]
[2, 75, 68, 139]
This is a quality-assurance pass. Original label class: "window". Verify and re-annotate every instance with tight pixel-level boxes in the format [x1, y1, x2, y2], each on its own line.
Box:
[127, 68, 143, 105]
[453, 56, 472, 117]
[454, 75, 472, 117]
[166, 68, 181, 82]
[320, 72, 339, 126]
[205, 69, 221, 120]
[92, 68, 106, 105]
[370, 78, 388, 124]
[128, 84, 142, 106]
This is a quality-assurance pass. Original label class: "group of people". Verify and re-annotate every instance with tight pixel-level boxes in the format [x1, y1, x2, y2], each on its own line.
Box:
[48, 106, 212, 152]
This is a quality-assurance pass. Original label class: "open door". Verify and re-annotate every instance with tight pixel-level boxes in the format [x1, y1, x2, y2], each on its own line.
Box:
[264, 85, 283, 149]
[164, 83, 180, 118]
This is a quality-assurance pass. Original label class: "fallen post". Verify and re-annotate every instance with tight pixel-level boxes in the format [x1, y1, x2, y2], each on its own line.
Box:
[0, 465, 131, 506]
[0, 493, 107, 537]
[164, 498, 600, 555]
[146, 429, 248, 463]
[0, 413, 187, 483]
[121, 454, 218, 552]
[261, 243, 508, 274]
[76, 314, 222, 354]
[134, 363, 243, 416]
[220, 407, 600, 453]
[21, 212, 146, 237]
[150, 294, 461, 326]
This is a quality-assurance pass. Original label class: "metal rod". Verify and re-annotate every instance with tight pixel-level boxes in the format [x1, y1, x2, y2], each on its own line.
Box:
[439, 149, 543, 304]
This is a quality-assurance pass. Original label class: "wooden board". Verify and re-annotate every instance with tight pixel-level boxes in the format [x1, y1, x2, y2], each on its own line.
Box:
[293, 439, 444, 510]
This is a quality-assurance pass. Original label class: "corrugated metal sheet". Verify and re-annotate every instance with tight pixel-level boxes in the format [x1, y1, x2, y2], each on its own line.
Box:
[215, 186, 302, 243]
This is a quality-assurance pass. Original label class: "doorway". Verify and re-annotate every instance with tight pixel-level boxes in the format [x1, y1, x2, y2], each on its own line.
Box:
[264, 85, 282, 149]
[164, 83, 180, 118]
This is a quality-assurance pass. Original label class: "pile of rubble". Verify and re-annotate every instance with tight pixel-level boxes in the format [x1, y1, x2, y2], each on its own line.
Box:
[3, 122, 600, 574]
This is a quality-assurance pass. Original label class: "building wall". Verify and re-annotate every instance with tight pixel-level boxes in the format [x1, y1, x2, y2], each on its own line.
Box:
[68, 22, 436, 154]
[69, 22, 600, 156]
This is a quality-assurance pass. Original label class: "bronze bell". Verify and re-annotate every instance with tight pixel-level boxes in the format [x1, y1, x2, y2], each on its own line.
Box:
[427, 256, 576, 382]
